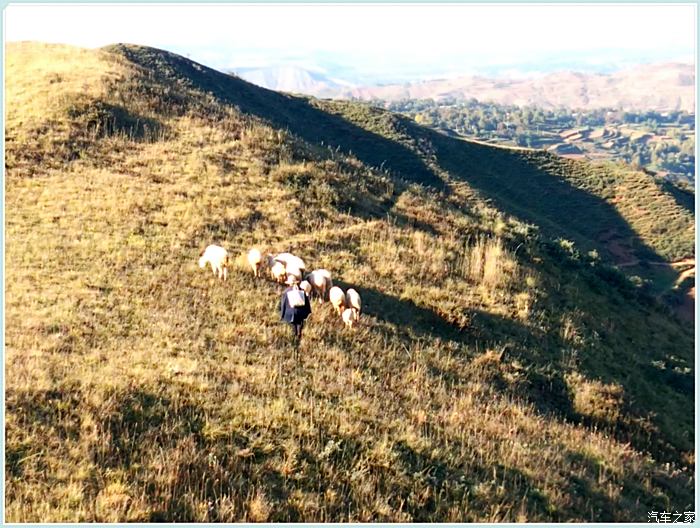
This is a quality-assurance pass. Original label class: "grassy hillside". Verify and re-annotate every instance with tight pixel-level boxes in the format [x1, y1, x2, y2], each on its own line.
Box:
[5, 42, 694, 522]
[303, 99, 694, 266]
[88, 44, 696, 267]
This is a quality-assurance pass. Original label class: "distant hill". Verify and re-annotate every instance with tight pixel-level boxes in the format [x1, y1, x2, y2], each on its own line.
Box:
[5, 42, 694, 523]
[233, 65, 352, 97]
[336, 62, 695, 112]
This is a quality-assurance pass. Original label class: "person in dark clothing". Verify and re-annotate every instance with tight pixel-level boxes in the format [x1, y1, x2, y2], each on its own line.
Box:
[280, 274, 312, 349]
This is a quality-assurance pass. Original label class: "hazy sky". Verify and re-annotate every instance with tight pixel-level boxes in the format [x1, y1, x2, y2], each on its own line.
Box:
[4, 3, 696, 82]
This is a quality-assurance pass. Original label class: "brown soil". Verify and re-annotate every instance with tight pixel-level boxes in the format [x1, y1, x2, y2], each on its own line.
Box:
[674, 266, 695, 285]
[665, 258, 695, 269]
[667, 260, 695, 324]
[599, 229, 638, 267]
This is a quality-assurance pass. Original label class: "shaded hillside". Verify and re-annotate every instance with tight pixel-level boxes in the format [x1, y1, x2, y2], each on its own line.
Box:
[304, 99, 694, 268]
[5, 42, 694, 523]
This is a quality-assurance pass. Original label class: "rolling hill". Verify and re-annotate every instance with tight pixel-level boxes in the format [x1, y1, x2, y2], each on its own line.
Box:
[4, 42, 694, 522]
[336, 62, 695, 112]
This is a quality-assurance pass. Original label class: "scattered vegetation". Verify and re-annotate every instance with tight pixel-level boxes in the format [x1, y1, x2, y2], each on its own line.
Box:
[5, 42, 694, 522]
[384, 98, 695, 186]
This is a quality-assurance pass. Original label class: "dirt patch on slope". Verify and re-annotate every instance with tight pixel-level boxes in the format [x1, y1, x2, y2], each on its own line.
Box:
[598, 229, 638, 267]
[667, 260, 694, 324]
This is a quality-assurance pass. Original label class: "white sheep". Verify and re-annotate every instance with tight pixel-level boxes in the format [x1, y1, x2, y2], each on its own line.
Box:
[307, 269, 333, 303]
[265, 254, 277, 279]
[299, 280, 312, 296]
[273, 252, 307, 275]
[199, 244, 229, 280]
[345, 288, 362, 317]
[247, 248, 263, 277]
[329, 286, 345, 315]
[286, 265, 303, 284]
[342, 307, 359, 328]
[270, 261, 287, 283]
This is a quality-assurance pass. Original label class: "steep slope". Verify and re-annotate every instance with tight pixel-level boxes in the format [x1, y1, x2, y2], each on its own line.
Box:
[95, 45, 695, 272]
[5, 42, 694, 523]
[306, 99, 695, 267]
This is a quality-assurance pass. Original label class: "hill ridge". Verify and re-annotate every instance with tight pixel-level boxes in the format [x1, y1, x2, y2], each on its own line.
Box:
[102, 44, 695, 271]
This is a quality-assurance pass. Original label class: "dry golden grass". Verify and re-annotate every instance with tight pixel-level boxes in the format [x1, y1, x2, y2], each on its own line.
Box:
[567, 373, 625, 424]
[5, 42, 694, 522]
[459, 235, 517, 288]
[5, 42, 121, 125]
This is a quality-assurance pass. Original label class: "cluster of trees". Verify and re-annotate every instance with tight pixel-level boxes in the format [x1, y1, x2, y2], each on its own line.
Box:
[379, 98, 695, 182]
[623, 135, 695, 174]
[386, 98, 574, 141]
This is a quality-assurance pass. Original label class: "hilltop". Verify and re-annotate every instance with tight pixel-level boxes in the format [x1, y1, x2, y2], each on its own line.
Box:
[335, 62, 695, 112]
[5, 42, 694, 522]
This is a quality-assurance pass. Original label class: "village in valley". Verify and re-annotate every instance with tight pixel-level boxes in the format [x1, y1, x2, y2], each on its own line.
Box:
[537, 113, 695, 185]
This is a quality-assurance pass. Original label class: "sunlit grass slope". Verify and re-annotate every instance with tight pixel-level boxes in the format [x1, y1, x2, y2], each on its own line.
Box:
[5, 42, 694, 522]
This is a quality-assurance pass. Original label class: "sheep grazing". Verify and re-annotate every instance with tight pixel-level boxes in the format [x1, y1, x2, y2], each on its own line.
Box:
[286, 265, 303, 283]
[199, 244, 229, 281]
[342, 307, 359, 328]
[265, 254, 277, 279]
[345, 288, 362, 317]
[307, 269, 333, 303]
[299, 280, 312, 296]
[247, 248, 263, 277]
[328, 286, 346, 315]
[270, 261, 287, 283]
[273, 252, 307, 275]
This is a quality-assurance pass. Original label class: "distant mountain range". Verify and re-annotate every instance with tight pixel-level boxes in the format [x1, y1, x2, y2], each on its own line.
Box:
[231, 65, 352, 98]
[235, 62, 695, 112]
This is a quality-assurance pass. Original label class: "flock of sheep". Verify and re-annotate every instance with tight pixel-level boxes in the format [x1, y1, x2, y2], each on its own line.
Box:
[198, 244, 362, 328]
